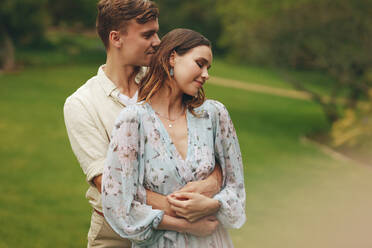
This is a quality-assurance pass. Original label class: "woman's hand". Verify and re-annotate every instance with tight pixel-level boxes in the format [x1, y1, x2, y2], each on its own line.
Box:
[184, 215, 220, 237]
[167, 192, 220, 222]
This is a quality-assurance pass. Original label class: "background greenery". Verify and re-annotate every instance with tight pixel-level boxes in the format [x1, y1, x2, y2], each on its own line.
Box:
[1, 0, 371, 147]
[1, 0, 372, 247]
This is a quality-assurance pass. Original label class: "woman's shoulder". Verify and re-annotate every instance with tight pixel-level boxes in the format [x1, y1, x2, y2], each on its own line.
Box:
[115, 102, 147, 124]
[197, 99, 228, 115]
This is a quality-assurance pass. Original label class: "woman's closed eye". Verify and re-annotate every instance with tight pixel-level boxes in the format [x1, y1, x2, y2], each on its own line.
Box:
[196, 61, 203, 68]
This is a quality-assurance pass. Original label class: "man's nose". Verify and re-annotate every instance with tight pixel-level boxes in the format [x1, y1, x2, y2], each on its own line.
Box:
[152, 33, 161, 47]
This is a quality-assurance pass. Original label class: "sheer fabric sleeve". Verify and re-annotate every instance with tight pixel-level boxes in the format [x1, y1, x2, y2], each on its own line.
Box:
[102, 109, 164, 246]
[212, 101, 246, 229]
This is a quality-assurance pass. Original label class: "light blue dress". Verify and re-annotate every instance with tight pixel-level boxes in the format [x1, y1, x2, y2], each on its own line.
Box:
[102, 100, 246, 247]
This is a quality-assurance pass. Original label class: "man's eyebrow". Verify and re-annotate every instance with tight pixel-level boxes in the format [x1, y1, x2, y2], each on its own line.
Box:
[141, 29, 157, 35]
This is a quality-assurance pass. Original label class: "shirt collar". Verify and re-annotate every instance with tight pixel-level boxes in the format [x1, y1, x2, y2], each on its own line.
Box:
[98, 65, 147, 97]
[97, 65, 118, 97]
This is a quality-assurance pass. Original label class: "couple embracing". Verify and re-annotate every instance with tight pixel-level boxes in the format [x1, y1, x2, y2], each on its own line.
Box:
[64, 0, 245, 247]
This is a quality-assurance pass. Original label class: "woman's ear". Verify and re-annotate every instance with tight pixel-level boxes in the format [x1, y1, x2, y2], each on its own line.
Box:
[109, 30, 122, 49]
[169, 51, 177, 67]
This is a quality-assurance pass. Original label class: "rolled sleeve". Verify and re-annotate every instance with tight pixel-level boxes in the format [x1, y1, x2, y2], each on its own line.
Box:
[86, 158, 105, 186]
[64, 96, 108, 187]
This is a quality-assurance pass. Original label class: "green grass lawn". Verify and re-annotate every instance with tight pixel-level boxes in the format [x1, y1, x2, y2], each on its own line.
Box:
[210, 59, 345, 98]
[1, 52, 372, 247]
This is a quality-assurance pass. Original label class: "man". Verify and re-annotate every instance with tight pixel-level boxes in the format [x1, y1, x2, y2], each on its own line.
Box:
[64, 0, 222, 247]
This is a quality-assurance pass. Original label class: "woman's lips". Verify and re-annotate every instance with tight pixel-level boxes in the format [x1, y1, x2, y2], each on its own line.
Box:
[194, 80, 204, 87]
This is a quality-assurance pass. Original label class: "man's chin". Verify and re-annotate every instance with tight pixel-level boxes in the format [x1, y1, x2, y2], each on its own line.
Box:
[133, 60, 150, 67]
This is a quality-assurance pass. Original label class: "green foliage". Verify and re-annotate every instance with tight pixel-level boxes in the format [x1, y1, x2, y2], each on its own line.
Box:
[0, 0, 50, 69]
[0, 0, 49, 47]
[217, 0, 372, 127]
[331, 90, 372, 160]
[156, 0, 224, 54]
[46, 0, 97, 28]
[16, 30, 105, 67]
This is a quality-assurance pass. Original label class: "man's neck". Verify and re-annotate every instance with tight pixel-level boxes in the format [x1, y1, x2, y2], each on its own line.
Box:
[103, 55, 139, 98]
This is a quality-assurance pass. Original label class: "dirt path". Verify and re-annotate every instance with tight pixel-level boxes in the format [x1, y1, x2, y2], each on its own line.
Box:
[209, 76, 313, 101]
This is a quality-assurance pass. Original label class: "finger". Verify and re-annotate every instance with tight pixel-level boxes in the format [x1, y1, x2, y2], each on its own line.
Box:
[175, 210, 195, 221]
[177, 187, 193, 193]
[172, 191, 196, 200]
[206, 215, 217, 221]
[188, 215, 204, 223]
[170, 205, 202, 221]
[169, 188, 183, 196]
[175, 211, 187, 219]
[167, 196, 189, 208]
[168, 193, 188, 200]
[171, 203, 206, 219]
[170, 204, 188, 215]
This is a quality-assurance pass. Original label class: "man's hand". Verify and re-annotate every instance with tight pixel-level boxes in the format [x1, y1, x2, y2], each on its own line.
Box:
[176, 162, 223, 198]
[176, 178, 217, 198]
[93, 175, 102, 193]
[167, 192, 221, 222]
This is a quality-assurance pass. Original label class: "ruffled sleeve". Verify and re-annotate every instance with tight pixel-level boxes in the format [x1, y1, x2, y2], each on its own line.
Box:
[102, 107, 164, 246]
[211, 101, 246, 229]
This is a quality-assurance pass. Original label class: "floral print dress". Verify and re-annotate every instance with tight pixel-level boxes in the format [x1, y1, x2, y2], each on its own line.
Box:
[102, 100, 246, 248]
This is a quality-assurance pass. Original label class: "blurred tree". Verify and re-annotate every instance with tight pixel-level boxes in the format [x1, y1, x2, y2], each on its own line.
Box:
[156, 0, 224, 54]
[0, 0, 49, 70]
[47, 0, 97, 29]
[217, 0, 372, 125]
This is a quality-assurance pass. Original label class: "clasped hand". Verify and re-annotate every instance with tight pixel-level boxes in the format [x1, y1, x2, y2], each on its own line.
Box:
[167, 191, 220, 222]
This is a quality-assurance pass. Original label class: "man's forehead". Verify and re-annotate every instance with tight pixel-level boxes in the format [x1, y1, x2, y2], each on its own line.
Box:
[127, 18, 159, 32]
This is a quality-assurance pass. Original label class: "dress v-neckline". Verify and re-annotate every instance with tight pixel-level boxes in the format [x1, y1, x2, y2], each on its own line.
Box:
[146, 102, 191, 162]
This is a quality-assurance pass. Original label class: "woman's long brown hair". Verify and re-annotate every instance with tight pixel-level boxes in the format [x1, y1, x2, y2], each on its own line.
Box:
[138, 28, 211, 116]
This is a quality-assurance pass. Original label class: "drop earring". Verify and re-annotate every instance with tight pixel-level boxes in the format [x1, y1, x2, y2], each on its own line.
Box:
[169, 67, 174, 77]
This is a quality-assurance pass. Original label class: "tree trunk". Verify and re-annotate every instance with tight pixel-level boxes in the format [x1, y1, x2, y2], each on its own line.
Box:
[280, 70, 341, 125]
[0, 30, 15, 71]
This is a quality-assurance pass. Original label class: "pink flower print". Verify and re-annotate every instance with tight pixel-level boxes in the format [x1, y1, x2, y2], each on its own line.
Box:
[117, 144, 138, 175]
[103, 174, 121, 195]
[194, 145, 214, 179]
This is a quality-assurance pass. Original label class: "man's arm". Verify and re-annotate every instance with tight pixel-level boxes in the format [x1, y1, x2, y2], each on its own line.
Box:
[94, 162, 222, 216]
[177, 162, 222, 198]
[163, 163, 223, 222]
[94, 174, 177, 216]
[98, 163, 221, 217]
[64, 97, 107, 188]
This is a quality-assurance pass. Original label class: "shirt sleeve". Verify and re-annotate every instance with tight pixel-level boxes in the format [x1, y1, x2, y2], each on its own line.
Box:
[212, 101, 246, 229]
[63, 96, 107, 186]
[102, 109, 164, 246]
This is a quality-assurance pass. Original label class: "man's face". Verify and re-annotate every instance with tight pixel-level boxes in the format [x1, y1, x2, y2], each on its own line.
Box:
[120, 19, 160, 66]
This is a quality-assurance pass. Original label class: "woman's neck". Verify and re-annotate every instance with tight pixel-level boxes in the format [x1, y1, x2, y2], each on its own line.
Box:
[149, 82, 184, 119]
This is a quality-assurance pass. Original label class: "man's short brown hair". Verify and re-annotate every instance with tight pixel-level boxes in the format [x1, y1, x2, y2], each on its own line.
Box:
[96, 0, 159, 49]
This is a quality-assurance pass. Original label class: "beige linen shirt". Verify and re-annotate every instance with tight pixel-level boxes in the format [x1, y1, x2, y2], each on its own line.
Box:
[64, 65, 144, 212]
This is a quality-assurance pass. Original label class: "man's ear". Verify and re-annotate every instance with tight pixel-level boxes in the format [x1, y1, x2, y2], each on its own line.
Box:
[109, 30, 122, 48]
[169, 51, 177, 67]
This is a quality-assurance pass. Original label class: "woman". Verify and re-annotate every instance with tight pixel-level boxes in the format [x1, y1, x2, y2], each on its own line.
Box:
[102, 29, 246, 247]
